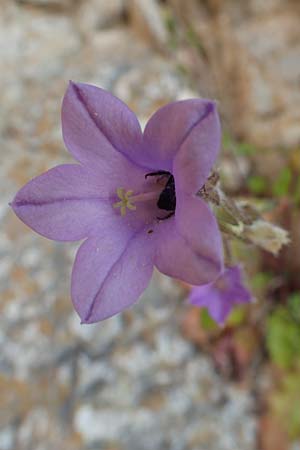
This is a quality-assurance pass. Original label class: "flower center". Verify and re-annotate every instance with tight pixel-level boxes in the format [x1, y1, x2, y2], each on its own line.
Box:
[113, 188, 158, 216]
[145, 171, 176, 219]
[156, 173, 176, 212]
[113, 171, 176, 219]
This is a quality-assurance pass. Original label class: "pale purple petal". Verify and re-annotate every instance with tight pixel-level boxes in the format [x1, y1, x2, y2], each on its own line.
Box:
[189, 266, 253, 325]
[11, 164, 120, 241]
[189, 287, 231, 324]
[189, 283, 213, 306]
[173, 102, 221, 194]
[154, 220, 218, 285]
[204, 294, 233, 324]
[62, 81, 144, 169]
[223, 266, 252, 304]
[176, 193, 223, 280]
[71, 228, 154, 323]
[142, 99, 220, 176]
[154, 195, 223, 285]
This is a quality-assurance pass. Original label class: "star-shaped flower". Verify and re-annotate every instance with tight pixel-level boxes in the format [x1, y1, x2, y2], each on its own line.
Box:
[11, 81, 223, 323]
[189, 265, 253, 325]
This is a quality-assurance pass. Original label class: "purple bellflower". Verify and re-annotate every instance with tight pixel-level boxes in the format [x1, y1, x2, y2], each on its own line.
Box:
[11, 82, 223, 323]
[189, 265, 253, 325]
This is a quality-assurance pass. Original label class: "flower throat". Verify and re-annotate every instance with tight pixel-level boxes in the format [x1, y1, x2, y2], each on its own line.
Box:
[113, 170, 176, 220]
[145, 170, 176, 220]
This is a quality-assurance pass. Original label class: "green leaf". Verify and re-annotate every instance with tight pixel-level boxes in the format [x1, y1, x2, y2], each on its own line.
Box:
[271, 372, 300, 438]
[222, 132, 234, 150]
[266, 306, 300, 369]
[288, 292, 300, 321]
[272, 167, 292, 197]
[247, 175, 267, 195]
[252, 271, 272, 291]
[222, 133, 257, 156]
[185, 26, 206, 56]
[200, 308, 218, 330]
[235, 142, 256, 156]
[227, 306, 246, 327]
[164, 13, 178, 49]
[294, 175, 300, 206]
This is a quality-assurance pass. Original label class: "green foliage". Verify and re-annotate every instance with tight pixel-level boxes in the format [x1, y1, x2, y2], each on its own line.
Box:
[294, 175, 300, 206]
[235, 141, 257, 156]
[222, 132, 257, 156]
[288, 292, 300, 321]
[271, 372, 300, 439]
[165, 13, 176, 34]
[252, 271, 272, 291]
[222, 132, 233, 150]
[200, 308, 218, 330]
[201, 306, 246, 329]
[185, 26, 206, 56]
[227, 306, 246, 327]
[164, 13, 178, 49]
[272, 167, 292, 197]
[247, 175, 268, 195]
[266, 296, 300, 369]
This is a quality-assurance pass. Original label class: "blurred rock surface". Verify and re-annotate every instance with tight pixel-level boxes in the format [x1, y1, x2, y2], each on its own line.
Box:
[128, 0, 168, 50]
[76, 0, 124, 36]
[169, 0, 300, 149]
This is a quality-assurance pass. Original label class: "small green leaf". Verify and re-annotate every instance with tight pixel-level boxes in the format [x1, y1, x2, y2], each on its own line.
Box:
[185, 26, 206, 56]
[235, 142, 256, 156]
[272, 167, 292, 197]
[164, 13, 178, 49]
[247, 175, 267, 195]
[252, 271, 272, 291]
[222, 132, 234, 150]
[200, 308, 218, 330]
[271, 372, 300, 438]
[266, 306, 300, 369]
[222, 133, 256, 156]
[288, 292, 300, 321]
[294, 175, 300, 206]
[227, 306, 246, 327]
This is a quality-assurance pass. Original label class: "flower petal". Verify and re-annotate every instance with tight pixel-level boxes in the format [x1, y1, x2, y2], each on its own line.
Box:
[189, 265, 253, 325]
[71, 228, 154, 323]
[62, 81, 144, 169]
[154, 195, 223, 285]
[142, 99, 220, 174]
[173, 101, 221, 194]
[205, 293, 232, 325]
[189, 286, 231, 324]
[176, 193, 223, 271]
[11, 164, 117, 241]
[189, 284, 214, 306]
[224, 266, 253, 304]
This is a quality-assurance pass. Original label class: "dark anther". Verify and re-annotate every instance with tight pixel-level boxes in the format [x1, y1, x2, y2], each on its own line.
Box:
[147, 229, 154, 234]
[145, 170, 176, 220]
[145, 170, 170, 179]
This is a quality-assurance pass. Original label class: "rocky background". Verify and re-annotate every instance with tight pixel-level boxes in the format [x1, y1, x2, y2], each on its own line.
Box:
[0, 1, 299, 449]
